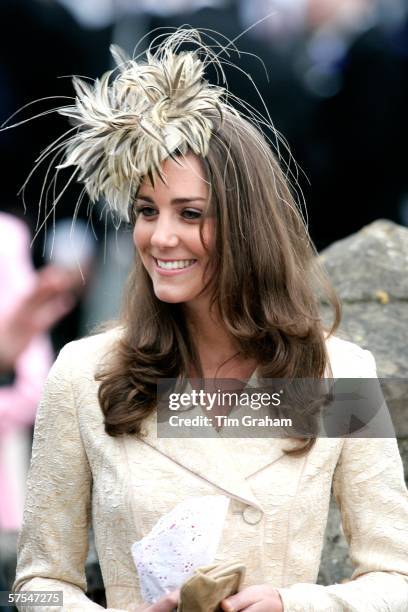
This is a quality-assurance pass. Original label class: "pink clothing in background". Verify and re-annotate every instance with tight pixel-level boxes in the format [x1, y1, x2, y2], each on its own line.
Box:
[0, 212, 53, 531]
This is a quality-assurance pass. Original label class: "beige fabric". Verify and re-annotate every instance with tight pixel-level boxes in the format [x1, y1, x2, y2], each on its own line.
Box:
[177, 562, 246, 612]
[13, 329, 408, 611]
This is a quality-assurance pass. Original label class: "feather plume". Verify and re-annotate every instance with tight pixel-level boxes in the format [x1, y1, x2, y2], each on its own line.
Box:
[55, 29, 231, 220]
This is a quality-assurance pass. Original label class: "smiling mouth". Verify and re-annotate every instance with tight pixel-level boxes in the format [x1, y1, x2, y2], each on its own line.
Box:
[154, 258, 197, 270]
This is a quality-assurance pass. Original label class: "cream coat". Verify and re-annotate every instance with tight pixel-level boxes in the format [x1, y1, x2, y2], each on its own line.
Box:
[13, 329, 408, 611]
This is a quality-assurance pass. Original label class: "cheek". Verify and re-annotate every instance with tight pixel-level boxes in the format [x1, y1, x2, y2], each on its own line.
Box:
[133, 221, 148, 253]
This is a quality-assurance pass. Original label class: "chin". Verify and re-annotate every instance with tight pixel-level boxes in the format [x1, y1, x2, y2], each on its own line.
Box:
[153, 288, 189, 304]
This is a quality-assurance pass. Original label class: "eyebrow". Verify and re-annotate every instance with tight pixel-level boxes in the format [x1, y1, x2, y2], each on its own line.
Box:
[136, 195, 207, 204]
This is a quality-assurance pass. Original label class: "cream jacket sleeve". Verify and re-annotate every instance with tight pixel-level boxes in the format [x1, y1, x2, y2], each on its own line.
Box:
[277, 347, 408, 612]
[276, 436, 408, 611]
[12, 344, 127, 612]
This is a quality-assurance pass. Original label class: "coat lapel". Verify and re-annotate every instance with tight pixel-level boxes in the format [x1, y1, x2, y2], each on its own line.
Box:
[140, 403, 300, 512]
[140, 409, 263, 510]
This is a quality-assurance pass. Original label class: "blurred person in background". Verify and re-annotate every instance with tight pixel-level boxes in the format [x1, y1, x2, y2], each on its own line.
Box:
[0, 212, 77, 534]
[239, 0, 408, 248]
[299, 0, 408, 247]
[0, 211, 79, 603]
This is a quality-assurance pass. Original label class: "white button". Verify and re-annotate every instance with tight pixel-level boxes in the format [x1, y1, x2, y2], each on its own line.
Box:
[242, 506, 263, 524]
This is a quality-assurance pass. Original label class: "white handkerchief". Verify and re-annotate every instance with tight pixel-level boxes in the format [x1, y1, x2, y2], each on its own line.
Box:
[131, 495, 230, 603]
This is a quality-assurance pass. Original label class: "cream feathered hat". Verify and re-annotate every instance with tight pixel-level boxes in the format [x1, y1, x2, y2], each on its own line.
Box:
[54, 29, 241, 222]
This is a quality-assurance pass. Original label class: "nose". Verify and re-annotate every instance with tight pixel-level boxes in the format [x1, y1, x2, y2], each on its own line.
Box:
[150, 214, 180, 249]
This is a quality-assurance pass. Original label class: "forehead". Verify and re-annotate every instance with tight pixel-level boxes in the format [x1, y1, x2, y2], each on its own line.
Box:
[139, 152, 209, 198]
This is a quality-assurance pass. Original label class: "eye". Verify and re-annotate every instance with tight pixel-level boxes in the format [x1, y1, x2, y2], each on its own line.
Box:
[135, 205, 157, 218]
[181, 208, 202, 220]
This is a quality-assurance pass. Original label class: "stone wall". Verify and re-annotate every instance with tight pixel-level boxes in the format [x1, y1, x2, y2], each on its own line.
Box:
[318, 219, 408, 585]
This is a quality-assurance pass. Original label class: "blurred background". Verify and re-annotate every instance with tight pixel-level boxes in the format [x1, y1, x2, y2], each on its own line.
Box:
[0, 0, 407, 605]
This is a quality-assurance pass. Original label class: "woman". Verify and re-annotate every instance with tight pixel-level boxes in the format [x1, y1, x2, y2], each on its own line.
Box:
[12, 30, 408, 611]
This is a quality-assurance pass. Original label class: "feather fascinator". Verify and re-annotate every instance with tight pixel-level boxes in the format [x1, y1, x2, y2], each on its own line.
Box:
[56, 29, 235, 221]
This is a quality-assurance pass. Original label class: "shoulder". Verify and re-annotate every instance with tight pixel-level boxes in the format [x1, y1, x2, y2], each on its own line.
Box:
[325, 334, 377, 378]
[54, 326, 123, 380]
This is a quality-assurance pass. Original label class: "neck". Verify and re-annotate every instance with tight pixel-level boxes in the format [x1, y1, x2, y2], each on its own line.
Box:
[182, 298, 255, 378]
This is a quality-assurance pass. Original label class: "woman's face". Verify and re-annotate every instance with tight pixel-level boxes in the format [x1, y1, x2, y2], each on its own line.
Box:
[133, 152, 214, 306]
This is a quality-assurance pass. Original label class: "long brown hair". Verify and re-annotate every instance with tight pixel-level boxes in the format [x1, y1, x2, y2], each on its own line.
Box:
[96, 111, 341, 455]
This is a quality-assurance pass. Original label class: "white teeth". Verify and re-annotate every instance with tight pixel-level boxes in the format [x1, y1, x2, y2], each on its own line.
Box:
[156, 259, 196, 270]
